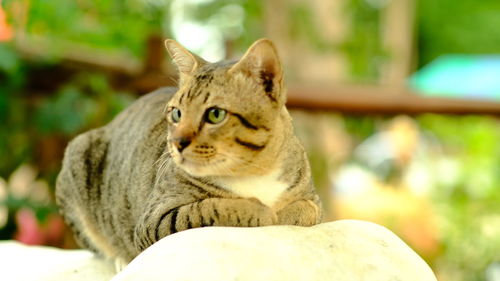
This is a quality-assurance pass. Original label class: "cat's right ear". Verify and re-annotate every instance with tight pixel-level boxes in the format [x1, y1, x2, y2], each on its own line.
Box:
[165, 39, 206, 79]
[229, 39, 284, 105]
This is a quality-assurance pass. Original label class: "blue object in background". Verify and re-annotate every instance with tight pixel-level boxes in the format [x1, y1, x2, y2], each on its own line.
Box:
[409, 55, 500, 101]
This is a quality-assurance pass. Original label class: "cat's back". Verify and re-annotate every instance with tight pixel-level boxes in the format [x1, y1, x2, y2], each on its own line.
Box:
[58, 86, 177, 194]
[108, 87, 176, 132]
[56, 87, 177, 258]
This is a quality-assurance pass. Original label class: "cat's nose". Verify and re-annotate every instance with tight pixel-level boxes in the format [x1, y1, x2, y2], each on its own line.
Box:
[173, 137, 191, 153]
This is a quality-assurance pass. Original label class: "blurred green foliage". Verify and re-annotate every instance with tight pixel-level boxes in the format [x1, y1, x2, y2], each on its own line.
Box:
[287, 3, 336, 52]
[4, 0, 169, 57]
[283, 0, 386, 81]
[418, 0, 500, 66]
[0, 44, 29, 177]
[341, 0, 387, 81]
[0, 43, 133, 177]
[35, 74, 133, 135]
[418, 115, 500, 280]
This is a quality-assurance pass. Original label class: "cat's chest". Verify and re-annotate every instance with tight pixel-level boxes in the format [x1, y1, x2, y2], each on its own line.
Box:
[217, 170, 289, 207]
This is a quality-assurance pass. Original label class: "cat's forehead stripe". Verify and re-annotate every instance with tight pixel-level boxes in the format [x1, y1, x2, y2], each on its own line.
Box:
[186, 86, 196, 102]
[196, 73, 214, 83]
[202, 91, 211, 104]
[179, 90, 187, 104]
[180, 77, 214, 105]
[189, 89, 205, 103]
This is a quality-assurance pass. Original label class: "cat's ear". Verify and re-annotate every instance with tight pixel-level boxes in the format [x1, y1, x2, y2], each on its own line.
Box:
[165, 39, 206, 78]
[229, 38, 284, 104]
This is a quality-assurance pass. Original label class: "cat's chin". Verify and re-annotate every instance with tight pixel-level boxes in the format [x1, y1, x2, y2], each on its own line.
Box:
[182, 166, 231, 178]
[180, 165, 211, 177]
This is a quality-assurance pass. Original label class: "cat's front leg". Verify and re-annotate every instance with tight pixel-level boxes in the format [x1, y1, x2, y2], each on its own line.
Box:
[133, 197, 277, 252]
[178, 197, 278, 229]
[276, 199, 321, 226]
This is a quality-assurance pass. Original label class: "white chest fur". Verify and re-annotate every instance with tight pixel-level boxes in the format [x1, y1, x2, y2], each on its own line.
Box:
[217, 170, 289, 207]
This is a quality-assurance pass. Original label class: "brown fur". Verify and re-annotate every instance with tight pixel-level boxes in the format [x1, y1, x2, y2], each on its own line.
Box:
[56, 39, 322, 265]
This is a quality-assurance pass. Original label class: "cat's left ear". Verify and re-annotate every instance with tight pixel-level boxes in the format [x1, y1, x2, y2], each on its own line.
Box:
[165, 39, 207, 81]
[229, 38, 284, 104]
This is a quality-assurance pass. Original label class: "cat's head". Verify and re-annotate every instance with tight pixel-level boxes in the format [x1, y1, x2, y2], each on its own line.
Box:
[164, 38, 290, 177]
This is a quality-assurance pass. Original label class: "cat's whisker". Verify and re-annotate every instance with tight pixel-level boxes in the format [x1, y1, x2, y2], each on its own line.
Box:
[156, 152, 170, 171]
[155, 153, 171, 186]
[162, 103, 169, 115]
[168, 76, 178, 85]
[153, 151, 168, 168]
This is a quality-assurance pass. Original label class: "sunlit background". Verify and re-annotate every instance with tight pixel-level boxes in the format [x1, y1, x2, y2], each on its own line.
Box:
[1, 0, 500, 280]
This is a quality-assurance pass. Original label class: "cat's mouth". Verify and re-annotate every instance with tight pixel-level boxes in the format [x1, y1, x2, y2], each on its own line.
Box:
[175, 154, 225, 176]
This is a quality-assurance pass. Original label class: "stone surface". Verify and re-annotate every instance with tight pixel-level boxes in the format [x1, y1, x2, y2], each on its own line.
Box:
[0, 220, 437, 281]
[0, 241, 115, 281]
[113, 220, 437, 281]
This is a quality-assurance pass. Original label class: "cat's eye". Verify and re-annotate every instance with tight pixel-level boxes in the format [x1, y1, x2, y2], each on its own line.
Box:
[171, 108, 181, 123]
[205, 108, 227, 124]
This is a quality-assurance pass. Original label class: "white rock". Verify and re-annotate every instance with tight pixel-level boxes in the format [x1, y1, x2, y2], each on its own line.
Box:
[0, 220, 436, 281]
[113, 220, 437, 281]
[0, 241, 115, 281]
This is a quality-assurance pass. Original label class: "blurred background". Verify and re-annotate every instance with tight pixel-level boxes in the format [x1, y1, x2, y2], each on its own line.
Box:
[1, 0, 500, 280]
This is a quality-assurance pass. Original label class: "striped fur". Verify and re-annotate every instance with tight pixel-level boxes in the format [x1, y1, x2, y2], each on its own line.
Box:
[56, 39, 322, 266]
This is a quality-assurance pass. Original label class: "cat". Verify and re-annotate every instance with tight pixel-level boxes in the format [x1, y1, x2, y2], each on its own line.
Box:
[55, 38, 322, 267]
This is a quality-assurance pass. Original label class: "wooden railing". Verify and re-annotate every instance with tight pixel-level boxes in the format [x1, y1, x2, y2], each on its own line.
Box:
[287, 85, 500, 115]
[14, 34, 500, 115]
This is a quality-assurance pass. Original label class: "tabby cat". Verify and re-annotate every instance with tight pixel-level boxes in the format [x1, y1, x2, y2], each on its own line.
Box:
[56, 38, 322, 267]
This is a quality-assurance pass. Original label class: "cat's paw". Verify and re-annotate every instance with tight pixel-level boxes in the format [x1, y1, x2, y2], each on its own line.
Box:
[276, 200, 321, 226]
[253, 211, 278, 226]
[245, 199, 278, 226]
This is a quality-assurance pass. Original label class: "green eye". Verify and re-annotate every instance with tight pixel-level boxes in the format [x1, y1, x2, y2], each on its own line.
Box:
[171, 108, 181, 123]
[206, 108, 227, 124]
